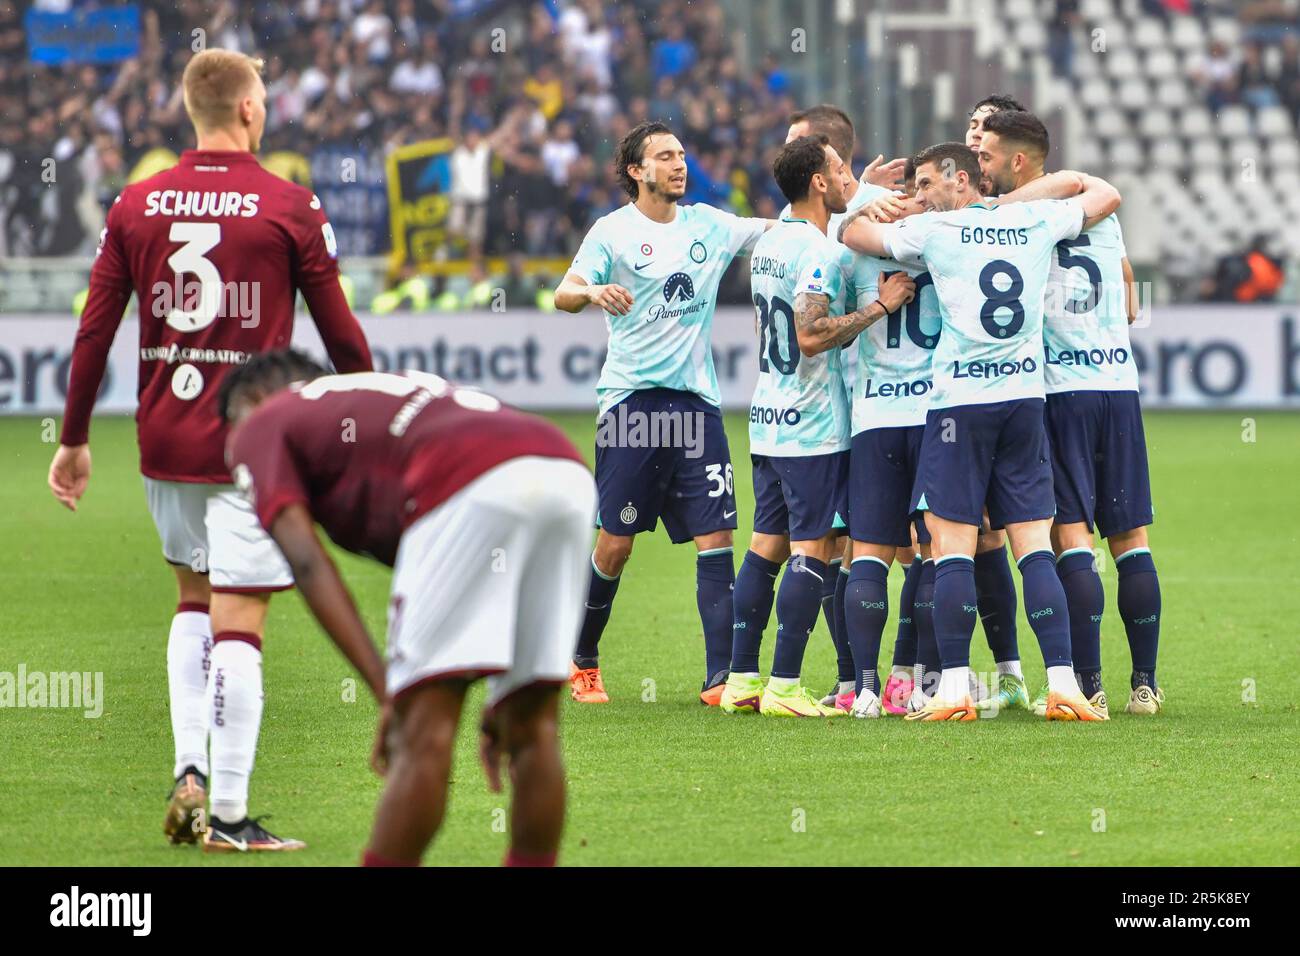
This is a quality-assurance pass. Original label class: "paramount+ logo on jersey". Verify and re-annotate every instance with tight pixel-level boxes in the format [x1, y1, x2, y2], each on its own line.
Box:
[646, 272, 705, 324]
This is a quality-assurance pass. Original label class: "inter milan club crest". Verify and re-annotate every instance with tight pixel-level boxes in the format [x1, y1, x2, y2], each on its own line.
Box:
[689, 240, 707, 263]
[619, 501, 638, 525]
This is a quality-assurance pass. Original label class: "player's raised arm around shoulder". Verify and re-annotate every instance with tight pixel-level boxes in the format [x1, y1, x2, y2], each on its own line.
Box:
[997, 170, 1122, 231]
[838, 213, 892, 258]
[50, 196, 133, 511]
[268, 502, 387, 701]
[991, 169, 1086, 205]
[1076, 173, 1122, 230]
[289, 192, 372, 373]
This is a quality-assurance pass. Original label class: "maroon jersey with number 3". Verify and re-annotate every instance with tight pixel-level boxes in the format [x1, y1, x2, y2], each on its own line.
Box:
[227, 371, 587, 566]
[61, 149, 372, 482]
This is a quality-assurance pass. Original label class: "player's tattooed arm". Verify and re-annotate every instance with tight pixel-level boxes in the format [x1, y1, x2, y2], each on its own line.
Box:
[269, 503, 387, 702]
[794, 271, 916, 356]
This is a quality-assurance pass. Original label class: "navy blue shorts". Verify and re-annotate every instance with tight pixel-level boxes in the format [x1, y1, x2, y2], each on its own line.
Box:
[594, 389, 736, 544]
[848, 426, 931, 547]
[1044, 390, 1154, 537]
[752, 451, 849, 541]
[911, 399, 1055, 529]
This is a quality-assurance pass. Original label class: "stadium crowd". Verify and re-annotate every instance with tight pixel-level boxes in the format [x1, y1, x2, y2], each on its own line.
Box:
[1, 0, 802, 278]
[2, 0, 1297, 304]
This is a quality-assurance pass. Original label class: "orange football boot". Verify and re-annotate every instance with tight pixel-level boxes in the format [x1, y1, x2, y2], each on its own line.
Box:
[569, 662, 610, 703]
[903, 695, 979, 721]
[1044, 691, 1109, 721]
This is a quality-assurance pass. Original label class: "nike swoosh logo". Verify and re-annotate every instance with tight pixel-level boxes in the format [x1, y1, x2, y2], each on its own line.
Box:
[634, 262, 652, 270]
[723, 510, 737, 519]
[216, 833, 248, 851]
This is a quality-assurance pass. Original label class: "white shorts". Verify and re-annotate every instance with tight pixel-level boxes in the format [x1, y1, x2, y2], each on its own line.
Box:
[143, 478, 294, 592]
[386, 456, 597, 706]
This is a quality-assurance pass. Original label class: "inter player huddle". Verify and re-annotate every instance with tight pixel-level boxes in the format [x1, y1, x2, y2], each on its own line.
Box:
[558, 98, 1163, 725]
[48, 46, 1164, 866]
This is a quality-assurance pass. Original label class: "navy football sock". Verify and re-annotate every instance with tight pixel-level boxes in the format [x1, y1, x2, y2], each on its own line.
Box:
[1017, 550, 1073, 669]
[974, 545, 1020, 663]
[771, 556, 828, 680]
[832, 561, 855, 683]
[1116, 549, 1161, 690]
[574, 554, 620, 668]
[892, 557, 922, 669]
[845, 557, 890, 695]
[696, 548, 736, 683]
[1057, 548, 1105, 698]
[932, 556, 978, 670]
[914, 560, 940, 696]
[730, 550, 781, 674]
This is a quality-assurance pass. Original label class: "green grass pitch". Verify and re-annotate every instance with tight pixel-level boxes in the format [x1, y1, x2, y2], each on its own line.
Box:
[1, 411, 1296, 866]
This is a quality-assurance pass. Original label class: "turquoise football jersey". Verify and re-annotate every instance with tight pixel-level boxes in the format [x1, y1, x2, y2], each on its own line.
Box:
[1043, 213, 1138, 393]
[781, 182, 891, 405]
[567, 202, 766, 414]
[880, 198, 1084, 408]
[849, 253, 940, 432]
[747, 217, 852, 456]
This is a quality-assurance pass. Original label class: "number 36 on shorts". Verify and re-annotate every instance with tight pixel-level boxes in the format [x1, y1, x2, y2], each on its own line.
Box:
[705, 462, 734, 497]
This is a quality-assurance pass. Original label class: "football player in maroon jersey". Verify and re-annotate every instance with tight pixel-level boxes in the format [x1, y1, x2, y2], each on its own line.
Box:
[218, 350, 596, 867]
[48, 50, 372, 852]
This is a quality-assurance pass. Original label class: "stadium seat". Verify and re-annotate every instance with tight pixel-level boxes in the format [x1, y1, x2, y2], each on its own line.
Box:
[1149, 138, 1187, 172]
[1179, 106, 1215, 139]
[1073, 42, 1102, 78]
[1267, 138, 1300, 170]
[1117, 77, 1152, 110]
[1072, 138, 1105, 171]
[1080, 0, 1114, 20]
[1154, 78, 1190, 109]
[1256, 105, 1293, 139]
[1132, 17, 1168, 51]
[1094, 107, 1131, 138]
[1216, 105, 1252, 139]
[1189, 137, 1226, 170]
[1169, 15, 1206, 53]
[1144, 48, 1179, 80]
[1079, 77, 1113, 109]
[1108, 138, 1144, 170]
[1137, 107, 1174, 139]
[1106, 48, 1142, 79]
[1226, 137, 1264, 172]
[1207, 17, 1241, 47]
[1014, 19, 1047, 51]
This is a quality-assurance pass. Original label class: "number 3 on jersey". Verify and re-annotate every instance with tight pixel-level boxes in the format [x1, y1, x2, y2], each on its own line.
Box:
[165, 222, 223, 334]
